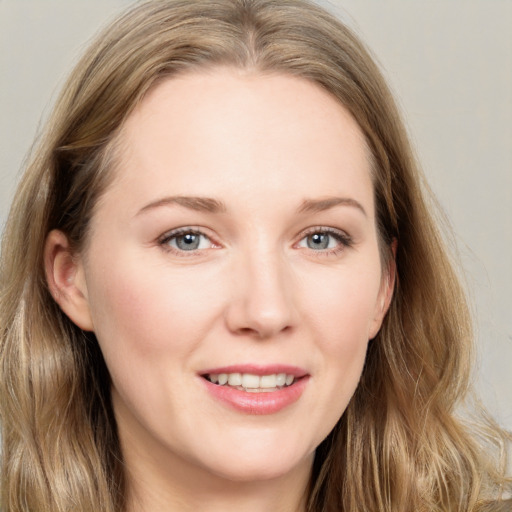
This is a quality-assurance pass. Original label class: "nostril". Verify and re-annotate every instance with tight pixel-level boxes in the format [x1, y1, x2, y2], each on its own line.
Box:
[234, 324, 293, 339]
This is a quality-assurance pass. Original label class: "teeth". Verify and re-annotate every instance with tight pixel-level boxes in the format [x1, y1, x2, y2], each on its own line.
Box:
[242, 373, 260, 388]
[260, 374, 276, 388]
[206, 372, 297, 390]
[228, 373, 242, 386]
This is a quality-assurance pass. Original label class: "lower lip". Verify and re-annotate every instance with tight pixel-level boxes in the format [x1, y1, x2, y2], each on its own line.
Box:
[201, 376, 309, 415]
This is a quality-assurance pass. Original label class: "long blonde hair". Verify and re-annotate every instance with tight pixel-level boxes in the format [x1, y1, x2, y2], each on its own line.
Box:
[1, 1, 510, 511]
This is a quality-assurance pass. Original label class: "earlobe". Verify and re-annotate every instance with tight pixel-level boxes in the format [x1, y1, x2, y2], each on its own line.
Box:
[44, 230, 94, 331]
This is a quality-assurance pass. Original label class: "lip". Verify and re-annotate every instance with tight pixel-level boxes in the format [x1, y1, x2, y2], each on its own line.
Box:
[199, 364, 310, 415]
[200, 364, 308, 378]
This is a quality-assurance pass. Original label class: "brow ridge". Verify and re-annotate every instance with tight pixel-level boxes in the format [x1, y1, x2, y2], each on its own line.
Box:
[137, 195, 227, 215]
[137, 195, 366, 217]
[297, 197, 367, 217]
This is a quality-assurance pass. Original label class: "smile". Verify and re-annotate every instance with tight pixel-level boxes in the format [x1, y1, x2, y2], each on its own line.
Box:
[205, 372, 296, 392]
[200, 365, 309, 414]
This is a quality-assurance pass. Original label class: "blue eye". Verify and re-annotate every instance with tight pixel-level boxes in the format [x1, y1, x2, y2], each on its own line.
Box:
[305, 232, 332, 250]
[297, 229, 352, 252]
[161, 230, 213, 252]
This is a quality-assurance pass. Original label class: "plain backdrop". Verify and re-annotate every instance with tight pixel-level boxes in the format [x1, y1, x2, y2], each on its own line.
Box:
[1, 0, 511, 430]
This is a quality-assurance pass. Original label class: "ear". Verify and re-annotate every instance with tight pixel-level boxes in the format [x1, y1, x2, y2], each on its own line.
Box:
[369, 239, 397, 340]
[44, 230, 94, 331]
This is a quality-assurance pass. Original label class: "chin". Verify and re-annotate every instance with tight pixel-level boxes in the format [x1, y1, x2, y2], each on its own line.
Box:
[193, 440, 315, 484]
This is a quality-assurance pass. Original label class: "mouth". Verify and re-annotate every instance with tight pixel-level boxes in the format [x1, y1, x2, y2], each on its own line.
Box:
[199, 365, 309, 414]
[202, 372, 299, 393]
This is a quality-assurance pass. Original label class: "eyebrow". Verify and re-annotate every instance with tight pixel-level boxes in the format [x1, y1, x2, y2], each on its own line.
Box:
[137, 196, 227, 215]
[297, 197, 367, 217]
[137, 195, 366, 217]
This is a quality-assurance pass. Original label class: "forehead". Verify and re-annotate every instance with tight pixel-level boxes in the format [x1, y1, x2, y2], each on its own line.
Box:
[103, 69, 374, 217]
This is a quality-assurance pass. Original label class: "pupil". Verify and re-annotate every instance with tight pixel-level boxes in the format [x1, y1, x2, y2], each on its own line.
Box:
[308, 233, 329, 249]
[177, 233, 199, 250]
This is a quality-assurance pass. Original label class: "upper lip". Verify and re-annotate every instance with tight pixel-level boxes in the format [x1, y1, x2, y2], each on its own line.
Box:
[199, 364, 308, 378]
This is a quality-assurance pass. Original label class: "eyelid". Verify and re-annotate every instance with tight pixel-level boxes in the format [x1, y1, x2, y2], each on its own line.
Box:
[157, 226, 220, 255]
[156, 225, 353, 257]
[295, 226, 354, 255]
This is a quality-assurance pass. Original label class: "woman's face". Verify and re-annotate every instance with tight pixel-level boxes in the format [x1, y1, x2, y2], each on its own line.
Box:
[61, 70, 393, 484]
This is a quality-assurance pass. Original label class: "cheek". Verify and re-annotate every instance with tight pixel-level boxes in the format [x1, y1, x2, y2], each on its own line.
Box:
[84, 253, 223, 367]
[316, 286, 372, 384]
[302, 262, 382, 344]
[300, 262, 381, 409]
[83, 255, 227, 435]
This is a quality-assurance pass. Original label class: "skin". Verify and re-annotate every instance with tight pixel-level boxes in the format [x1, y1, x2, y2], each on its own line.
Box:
[46, 69, 395, 512]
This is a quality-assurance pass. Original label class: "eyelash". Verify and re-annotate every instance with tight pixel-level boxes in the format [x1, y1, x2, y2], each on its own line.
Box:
[157, 226, 353, 257]
[297, 227, 353, 256]
[158, 227, 214, 256]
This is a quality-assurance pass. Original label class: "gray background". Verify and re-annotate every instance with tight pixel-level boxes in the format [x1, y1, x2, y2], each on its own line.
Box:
[1, 1, 511, 430]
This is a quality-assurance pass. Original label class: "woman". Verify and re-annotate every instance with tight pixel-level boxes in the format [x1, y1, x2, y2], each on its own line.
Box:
[0, 0, 510, 510]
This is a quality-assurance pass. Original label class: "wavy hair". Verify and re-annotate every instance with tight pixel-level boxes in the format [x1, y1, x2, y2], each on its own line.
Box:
[1, 1, 510, 510]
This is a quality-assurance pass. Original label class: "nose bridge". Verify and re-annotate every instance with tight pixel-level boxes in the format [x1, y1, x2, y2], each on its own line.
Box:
[226, 238, 296, 338]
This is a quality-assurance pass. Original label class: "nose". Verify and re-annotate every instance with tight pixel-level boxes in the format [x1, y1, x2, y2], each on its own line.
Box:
[225, 248, 298, 339]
